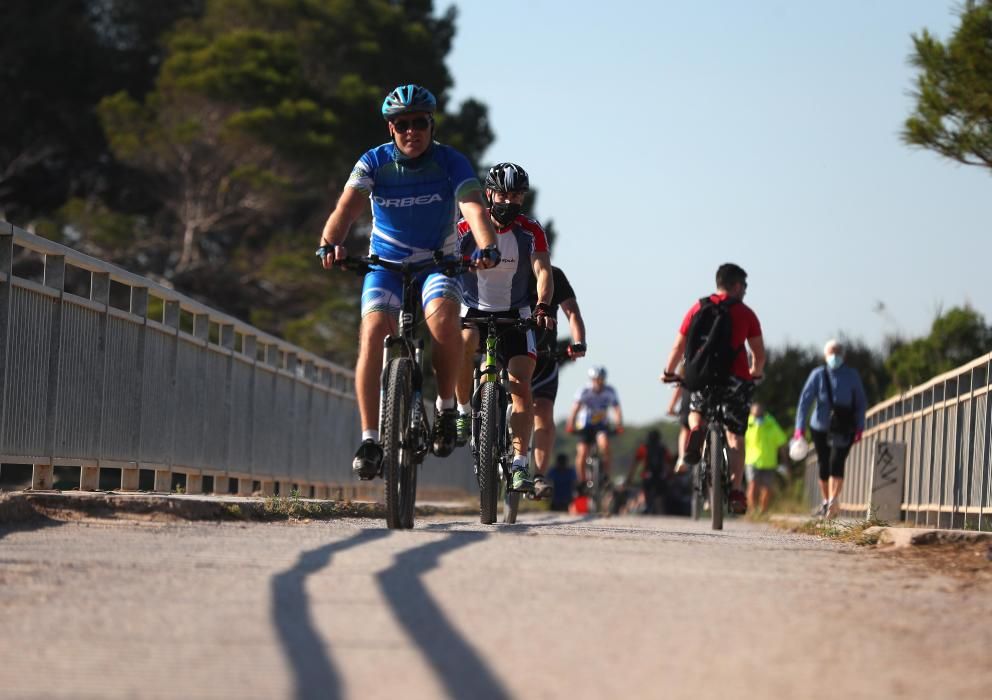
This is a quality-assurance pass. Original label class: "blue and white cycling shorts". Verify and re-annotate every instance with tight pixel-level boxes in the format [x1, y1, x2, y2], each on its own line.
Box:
[360, 268, 463, 317]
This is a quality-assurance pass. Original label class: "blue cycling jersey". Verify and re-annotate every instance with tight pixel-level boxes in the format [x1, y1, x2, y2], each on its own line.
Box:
[347, 142, 481, 261]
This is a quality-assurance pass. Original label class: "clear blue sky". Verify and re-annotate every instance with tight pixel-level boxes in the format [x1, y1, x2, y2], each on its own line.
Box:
[446, 0, 991, 425]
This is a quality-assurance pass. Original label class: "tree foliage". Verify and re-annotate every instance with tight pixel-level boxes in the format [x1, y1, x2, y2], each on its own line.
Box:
[885, 306, 992, 391]
[6, 0, 496, 367]
[0, 0, 204, 222]
[903, 0, 992, 171]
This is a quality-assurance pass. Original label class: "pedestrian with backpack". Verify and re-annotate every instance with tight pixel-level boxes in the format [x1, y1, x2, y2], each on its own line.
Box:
[660, 263, 765, 514]
[794, 340, 867, 519]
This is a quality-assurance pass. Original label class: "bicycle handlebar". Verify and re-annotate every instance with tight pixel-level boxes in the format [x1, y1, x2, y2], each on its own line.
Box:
[316, 248, 474, 278]
[461, 315, 539, 331]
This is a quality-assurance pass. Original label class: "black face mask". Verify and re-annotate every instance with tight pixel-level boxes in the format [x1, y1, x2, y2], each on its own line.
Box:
[490, 201, 522, 227]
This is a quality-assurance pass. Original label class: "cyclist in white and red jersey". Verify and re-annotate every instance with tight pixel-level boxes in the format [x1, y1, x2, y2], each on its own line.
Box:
[566, 366, 624, 487]
[454, 162, 555, 492]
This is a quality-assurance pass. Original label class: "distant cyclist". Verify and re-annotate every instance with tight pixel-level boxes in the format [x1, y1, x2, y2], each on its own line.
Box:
[316, 84, 499, 480]
[566, 366, 624, 487]
[625, 429, 673, 515]
[529, 265, 587, 500]
[454, 162, 555, 493]
[661, 263, 765, 515]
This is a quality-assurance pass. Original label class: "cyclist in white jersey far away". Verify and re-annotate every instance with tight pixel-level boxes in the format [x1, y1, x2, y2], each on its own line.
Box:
[566, 366, 624, 489]
[316, 84, 498, 479]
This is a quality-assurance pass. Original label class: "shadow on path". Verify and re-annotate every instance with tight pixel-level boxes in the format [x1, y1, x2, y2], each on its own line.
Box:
[377, 529, 510, 700]
[0, 514, 63, 542]
[271, 527, 391, 700]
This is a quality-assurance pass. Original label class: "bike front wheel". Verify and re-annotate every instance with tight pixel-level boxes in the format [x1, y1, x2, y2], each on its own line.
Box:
[691, 462, 705, 520]
[477, 382, 500, 524]
[382, 358, 413, 530]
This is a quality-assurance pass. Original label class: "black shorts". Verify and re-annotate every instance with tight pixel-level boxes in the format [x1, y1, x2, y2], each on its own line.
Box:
[688, 378, 755, 436]
[463, 307, 536, 366]
[811, 429, 852, 480]
[581, 424, 609, 445]
[531, 357, 559, 402]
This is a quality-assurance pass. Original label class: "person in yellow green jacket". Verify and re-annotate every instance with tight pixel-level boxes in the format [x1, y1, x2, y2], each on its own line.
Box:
[744, 402, 788, 515]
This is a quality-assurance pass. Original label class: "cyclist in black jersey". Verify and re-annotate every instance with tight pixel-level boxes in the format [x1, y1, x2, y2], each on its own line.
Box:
[528, 266, 586, 498]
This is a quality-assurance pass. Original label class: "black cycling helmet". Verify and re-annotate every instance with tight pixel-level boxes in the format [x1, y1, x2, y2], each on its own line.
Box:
[381, 84, 437, 120]
[485, 162, 530, 193]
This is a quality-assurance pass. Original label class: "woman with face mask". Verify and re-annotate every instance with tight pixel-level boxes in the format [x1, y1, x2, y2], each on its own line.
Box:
[793, 340, 868, 519]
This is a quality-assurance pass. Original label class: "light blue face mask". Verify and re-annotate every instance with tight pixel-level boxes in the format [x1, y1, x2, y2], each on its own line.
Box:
[826, 354, 842, 370]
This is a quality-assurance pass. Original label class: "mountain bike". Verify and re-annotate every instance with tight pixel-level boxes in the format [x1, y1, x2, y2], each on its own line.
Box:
[578, 427, 616, 515]
[326, 249, 472, 530]
[691, 432, 731, 529]
[462, 314, 538, 525]
[665, 379, 741, 531]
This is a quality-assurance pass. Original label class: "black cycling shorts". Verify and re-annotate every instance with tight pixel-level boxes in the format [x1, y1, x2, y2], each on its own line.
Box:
[688, 378, 755, 436]
[463, 307, 536, 366]
[531, 357, 559, 402]
[580, 423, 609, 445]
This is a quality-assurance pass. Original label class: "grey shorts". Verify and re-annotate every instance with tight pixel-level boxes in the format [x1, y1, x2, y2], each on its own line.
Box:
[746, 465, 777, 489]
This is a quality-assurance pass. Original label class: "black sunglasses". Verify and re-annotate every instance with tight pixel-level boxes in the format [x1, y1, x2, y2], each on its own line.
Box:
[392, 116, 431, 133]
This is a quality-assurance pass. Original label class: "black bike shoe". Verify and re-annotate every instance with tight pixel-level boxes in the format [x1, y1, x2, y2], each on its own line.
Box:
[352, 439, 383, 480]
[432, 408, 458, 457]
[532, 474, 553, 500]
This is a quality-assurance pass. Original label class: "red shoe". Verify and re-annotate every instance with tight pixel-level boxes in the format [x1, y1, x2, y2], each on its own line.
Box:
[729, 489, 747, 515]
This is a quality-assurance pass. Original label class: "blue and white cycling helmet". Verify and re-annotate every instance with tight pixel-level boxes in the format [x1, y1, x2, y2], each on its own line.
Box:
[588, 366, 607, 380]
[381, 84, 437, 120]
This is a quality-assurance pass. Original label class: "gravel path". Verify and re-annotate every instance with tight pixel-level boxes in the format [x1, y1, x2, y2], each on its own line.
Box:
[1, 513, 990, 699]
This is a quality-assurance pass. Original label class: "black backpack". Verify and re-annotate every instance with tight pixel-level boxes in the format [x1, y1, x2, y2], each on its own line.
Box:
[682, 297, 741, 392]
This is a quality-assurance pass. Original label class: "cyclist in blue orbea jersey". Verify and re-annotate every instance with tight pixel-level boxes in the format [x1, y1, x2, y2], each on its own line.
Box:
[317, 84, 499, 479]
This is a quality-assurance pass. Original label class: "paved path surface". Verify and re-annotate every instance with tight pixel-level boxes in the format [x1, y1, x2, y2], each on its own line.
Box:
[2, 513, 990, 699]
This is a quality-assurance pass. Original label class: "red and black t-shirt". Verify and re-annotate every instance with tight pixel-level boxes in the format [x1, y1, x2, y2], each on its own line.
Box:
[678, 293, 762, 381]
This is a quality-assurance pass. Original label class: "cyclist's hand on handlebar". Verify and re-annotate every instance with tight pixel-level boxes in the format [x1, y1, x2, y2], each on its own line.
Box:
[750, 373, 764, 385]
[316, 243, 346, 270]
[533, 302, 556, 331]
[661, 371, 681, 384]
[476, 244, 500, 270]
[567, 342, 586, 358]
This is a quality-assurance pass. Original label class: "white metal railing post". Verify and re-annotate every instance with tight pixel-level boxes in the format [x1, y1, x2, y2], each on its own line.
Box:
[218, 323, 235, 494]
[0, 224, 13, 460]
[84, 271, 111, 491]
[162, 301, 181, 491]
[34, 253, 66, 490]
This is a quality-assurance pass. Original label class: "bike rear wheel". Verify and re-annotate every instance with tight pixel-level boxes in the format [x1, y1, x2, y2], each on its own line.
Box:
[478, 382, 500, 524]
[710, 428, 724, 531]
[382, 358, 413, 530]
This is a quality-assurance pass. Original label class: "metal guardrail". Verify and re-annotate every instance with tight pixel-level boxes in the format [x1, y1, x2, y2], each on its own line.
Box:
[804, 352, 992, 529]
[0, 221, 476, 498]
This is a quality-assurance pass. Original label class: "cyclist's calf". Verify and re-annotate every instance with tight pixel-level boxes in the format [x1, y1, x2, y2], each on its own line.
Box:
[424, 297, 463, 400]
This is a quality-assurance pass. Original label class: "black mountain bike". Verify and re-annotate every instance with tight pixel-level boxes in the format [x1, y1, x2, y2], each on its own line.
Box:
[581, 428, 619, 515]
[462, 314, 538, 525]
[667, 380, 736, 530]
[328, 250, 471, 530]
